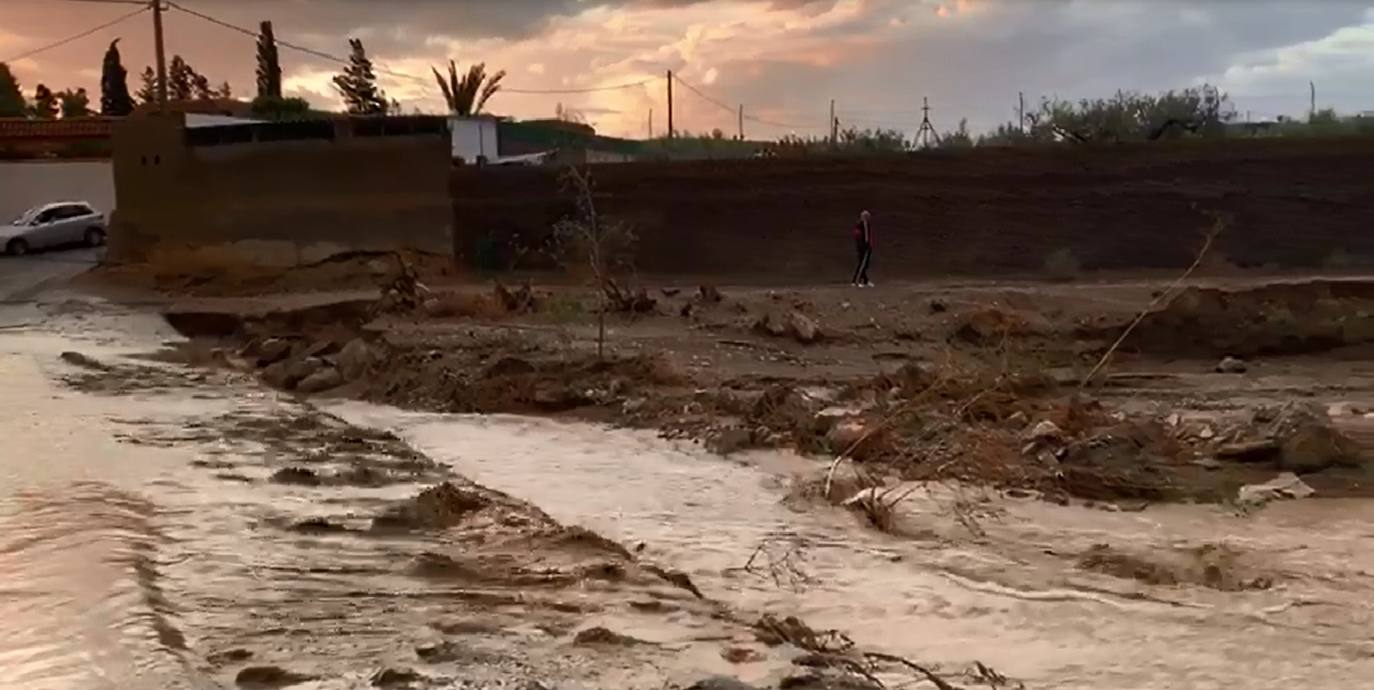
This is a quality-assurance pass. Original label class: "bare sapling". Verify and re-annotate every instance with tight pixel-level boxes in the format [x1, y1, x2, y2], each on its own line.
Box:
[553, 166, 638, 360]
[1079, 212, 1227, 388]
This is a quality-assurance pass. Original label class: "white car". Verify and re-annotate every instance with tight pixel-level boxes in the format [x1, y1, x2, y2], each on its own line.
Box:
[1, 201, 108, 256]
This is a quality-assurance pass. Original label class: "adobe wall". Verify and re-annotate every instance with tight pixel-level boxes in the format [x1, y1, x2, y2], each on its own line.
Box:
[112, 114, 451, 265]
[452, 138, 1374, 280]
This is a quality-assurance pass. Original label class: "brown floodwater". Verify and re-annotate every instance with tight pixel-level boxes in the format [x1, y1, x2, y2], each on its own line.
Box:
[8, 302, 1374, 689]
[332, 403, 1374, 689]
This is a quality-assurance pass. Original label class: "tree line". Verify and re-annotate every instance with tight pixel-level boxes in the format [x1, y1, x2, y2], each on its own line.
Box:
[0, 19, 506, 123]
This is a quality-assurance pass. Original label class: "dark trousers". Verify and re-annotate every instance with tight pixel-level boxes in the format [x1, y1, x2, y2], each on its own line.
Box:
[852, 239, 872, 284]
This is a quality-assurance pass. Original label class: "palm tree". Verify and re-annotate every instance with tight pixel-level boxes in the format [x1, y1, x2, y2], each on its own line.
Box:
[431, 60, 504, 116]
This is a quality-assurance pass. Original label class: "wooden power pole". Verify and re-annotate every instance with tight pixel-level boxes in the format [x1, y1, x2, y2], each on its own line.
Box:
[152, 0, 168, 110]
[829, 99, 837, 144]
[737, 104, 744, 140]
[666, 70, 674, 139]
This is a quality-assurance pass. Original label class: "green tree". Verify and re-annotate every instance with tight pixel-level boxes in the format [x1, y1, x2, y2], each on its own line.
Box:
[191, 72, 213, 101]
[938, 118, 974, 148]
[256, 20, 282, 99]
[0, 63, 25, 117]
[250, 95, 311, 120]
[135, 66, 157, 104]
[31, 84, 58, 119]
[431, 60, 504, 116]
[58, 88, 91, 118]
[1028, 86, 1234, 143]
[168, 55, 194, 101]
[1309, 108, 1339, 125]
[100, 39, 134, 115]
[333, 39, 388, 115]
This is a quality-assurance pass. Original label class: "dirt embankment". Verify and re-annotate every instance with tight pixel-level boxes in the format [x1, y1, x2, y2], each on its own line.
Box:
[455, 138, 1374, 280]
[156, 273, 1374, 507]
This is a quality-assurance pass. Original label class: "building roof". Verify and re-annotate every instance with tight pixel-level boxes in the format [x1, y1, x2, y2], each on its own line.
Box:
[0, 117, 118, 140]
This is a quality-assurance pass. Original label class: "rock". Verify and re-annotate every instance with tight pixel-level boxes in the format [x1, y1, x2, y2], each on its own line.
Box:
[1216, 439, 1281, 463]
[720, 647, 765, 664]
[753, 311, 822, 344]
[688, 676, 763, 690]
[1238, 472, 1315, 506]
[708, 427, 753, 455]
[483, 356, 537, 379]
[572, 626, 644, 646]
[372, 482, 492, 530]
[1023, 420, 1063, 444]
[928, 298, 948, 313]
[207, 648, 254, 665]
[59, 351, 110, 371]
[753, 313, 789, 338]
[1008, 410, 1029, 427]
[415, 641, 463, 663]
[1198, 426, 1216, 440]
[531, 382, 589, 411]
[894, 361, 938, 392]
[289, 517, 350, 533]
[787, 310, 821, 344]
[337, 338, 379, 380]
[261, 357, 325, 390]
[235, 666, 317, 688]
[254, 338, 294, 367]
[954, 306, 1027, 345]
[1194, 458, 1223, 471]
[699, 285, 723, 303]
[826, 420, 869, 453]
[1280, 422, 1361, 473]
[270, 467, 320, 486]
[1216, 356, 1248, 374]
[296, 366, 344, 393]
[371, 667, 422, 687]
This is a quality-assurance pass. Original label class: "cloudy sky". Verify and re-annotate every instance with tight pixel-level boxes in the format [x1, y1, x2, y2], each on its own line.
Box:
[1, 0, 1371, 138]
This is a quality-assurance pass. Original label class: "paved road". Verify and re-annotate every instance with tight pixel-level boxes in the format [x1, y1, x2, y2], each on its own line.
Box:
[0, 249, 105, 332]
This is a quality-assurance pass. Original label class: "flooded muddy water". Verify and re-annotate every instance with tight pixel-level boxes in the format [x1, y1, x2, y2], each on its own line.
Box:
[0, 308, 760, 689]
[7, 295, 1374, 689]
[331, 404, 1374, 689]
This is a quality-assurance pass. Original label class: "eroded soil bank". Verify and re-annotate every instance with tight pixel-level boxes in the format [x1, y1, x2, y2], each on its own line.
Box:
[158, 274, 1374, 507]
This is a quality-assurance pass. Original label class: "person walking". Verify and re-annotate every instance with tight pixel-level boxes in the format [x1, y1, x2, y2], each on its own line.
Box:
[851, 210, 874, 287]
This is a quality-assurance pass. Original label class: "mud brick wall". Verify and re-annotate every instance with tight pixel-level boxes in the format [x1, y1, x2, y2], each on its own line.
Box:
[111, 114, 452, 265]
[452, 138, 1374, 281]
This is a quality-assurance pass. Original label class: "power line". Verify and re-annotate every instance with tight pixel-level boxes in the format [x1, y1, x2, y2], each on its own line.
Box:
[504, 79, 656, 95]
[672, 73, 824, 131]
[167, 1, 655, 97]
[671, 74, 735, 115]
[2, 4, 149, 64]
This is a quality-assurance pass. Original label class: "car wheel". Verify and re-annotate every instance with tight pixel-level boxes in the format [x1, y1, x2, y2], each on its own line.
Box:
[84, 228, 106, 248]
[6, 238, 28, 256]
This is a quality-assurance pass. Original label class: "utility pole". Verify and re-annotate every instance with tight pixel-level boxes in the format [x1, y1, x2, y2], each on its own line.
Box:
[1310, 81, 1316, 119]
[737, 104, 744, 141]
[152, 0, 168, 111]
[1017, 91, 1025, 133]
[648, 109, 653, 139]
[829, 99, 836, 145]
[666, 70, 674, 139]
